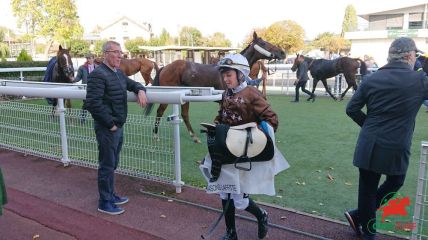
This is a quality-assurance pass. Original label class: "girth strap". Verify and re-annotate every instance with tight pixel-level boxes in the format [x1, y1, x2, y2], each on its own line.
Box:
[234, 127, 253, 171]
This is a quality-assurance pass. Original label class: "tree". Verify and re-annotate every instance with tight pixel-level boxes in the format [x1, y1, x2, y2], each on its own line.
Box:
[312, 32, 349, 55]
[179, 26, 202, 46]
[258, 20, 305, 54]
[0, 43, 10, 61]
[70, 39, 90, 57]
[93, 39, 107, 57]
[12, 0, 83, 57]
[158, 28, 174, 45]
[203, 32, 231, 47]
[124, 37, 147, 57]
[341, 5, 358, 37]
[16, 49, 32, 61]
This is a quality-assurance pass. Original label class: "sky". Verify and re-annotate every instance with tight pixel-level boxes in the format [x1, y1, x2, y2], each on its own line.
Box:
[1, 0, 427, 46]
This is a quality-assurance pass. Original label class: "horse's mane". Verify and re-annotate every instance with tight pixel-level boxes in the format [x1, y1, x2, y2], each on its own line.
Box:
[240, 39, 254, 55]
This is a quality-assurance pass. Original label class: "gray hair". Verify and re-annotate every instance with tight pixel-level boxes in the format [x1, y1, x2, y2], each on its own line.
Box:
[387, 51, 412, 64]
[387, 37, 419, 64]
[102, 41, 120, 53]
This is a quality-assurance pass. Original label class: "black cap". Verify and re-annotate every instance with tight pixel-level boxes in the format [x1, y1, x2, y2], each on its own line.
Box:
[389, 37, 424, 55]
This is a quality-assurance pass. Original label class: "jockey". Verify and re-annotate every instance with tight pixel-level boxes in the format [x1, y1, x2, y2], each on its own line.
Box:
[200, 53, 289, 240]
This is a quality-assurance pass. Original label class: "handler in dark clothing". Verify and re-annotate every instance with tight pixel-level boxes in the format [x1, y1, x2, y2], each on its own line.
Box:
[291, 54, 315, 102]
[86, 40, 148, 215]
[344, 37, 428, 240]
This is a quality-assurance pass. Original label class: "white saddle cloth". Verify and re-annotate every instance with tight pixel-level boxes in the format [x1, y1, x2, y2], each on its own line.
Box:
[199, 123, 289, 196]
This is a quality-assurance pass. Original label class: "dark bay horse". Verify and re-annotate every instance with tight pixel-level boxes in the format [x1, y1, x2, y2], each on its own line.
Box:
[291, 54, 367, 101]
[48, 45, 75, 109]
[145, 32, 286, 143]
[95, 57, 159, 86]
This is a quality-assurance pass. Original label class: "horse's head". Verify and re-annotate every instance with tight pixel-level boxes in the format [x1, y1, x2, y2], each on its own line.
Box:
[241, 32, 286, 66]
[291, 53, 302, 72]
[56, 45, 75, 83]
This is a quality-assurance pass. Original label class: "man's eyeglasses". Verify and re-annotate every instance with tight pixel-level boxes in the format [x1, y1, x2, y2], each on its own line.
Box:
[105, 50, 123, 55]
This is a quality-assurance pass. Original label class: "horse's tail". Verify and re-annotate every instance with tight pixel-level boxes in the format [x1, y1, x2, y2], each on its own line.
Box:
[357, 58, 367, 76]
[143, 67, 164, 116]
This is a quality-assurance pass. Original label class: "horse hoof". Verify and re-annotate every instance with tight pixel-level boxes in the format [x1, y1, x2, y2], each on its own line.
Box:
[194, 138, 201, 144]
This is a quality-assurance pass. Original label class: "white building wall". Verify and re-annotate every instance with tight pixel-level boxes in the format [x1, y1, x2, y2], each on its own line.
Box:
[99, 18, 151, 52]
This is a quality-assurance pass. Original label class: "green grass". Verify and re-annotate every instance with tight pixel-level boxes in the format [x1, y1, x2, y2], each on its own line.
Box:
[19, 96, 428, 231]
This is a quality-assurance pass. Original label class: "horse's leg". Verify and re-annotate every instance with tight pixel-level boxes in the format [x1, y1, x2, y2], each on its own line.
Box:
[153, 104, 168, 141]
[262, 77, 267, 98]
[308, 79, 318, 100]
[340, 85, 352, 101]
[65, 99, 72, 109]
[321, 79, 337, 101]
[181, 102, 201, 144]
[340, 74, 357, 100]
[140, 70, 151, 86]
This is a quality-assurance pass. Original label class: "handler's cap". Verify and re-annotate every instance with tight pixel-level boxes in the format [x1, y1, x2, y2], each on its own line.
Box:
[389, 37, 424, 55]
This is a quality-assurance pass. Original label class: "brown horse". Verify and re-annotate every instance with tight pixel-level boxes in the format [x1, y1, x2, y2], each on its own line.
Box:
[48, 45, 75, 109]
[291, 54, 367, 101]
[145, 32, 286, 143]
[95, 57, 159, 85]
[249, 60, 268, 96]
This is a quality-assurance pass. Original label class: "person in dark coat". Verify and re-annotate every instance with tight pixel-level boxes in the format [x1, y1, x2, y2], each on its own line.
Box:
[344, 37, 428, 240]
[86, 41, 148, 215]
[291, 54, 315, 102]
[76, 53, 97, 123]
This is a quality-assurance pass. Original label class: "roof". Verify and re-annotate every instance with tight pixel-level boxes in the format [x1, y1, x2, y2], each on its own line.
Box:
[138, 45, 240, 51]
[358, 3, 428, 21]
[101, 16, 151, 33]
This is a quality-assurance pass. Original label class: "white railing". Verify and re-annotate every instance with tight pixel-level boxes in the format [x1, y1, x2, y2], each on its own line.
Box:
[0, 67, 46, 81]
[0, 80, 223, 193]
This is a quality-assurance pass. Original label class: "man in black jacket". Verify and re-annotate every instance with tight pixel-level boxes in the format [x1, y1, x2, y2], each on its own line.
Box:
[344, 37, 428, 239]
[291, 55, 315, 102]
[86, 41, 148, 215]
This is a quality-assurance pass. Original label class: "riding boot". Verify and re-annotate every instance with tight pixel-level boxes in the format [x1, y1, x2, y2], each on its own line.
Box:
[222, 199, 237, 240]
[245, 198, 268, 239]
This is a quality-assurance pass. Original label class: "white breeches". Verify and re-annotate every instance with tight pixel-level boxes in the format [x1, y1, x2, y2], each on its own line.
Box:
[219, 193, 249, 210]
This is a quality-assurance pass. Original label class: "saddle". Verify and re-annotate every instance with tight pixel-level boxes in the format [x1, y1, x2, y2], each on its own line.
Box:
[201, 122, 275, 182]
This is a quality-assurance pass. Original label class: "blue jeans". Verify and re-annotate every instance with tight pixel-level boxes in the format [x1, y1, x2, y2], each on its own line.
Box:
[95, 122, 124, 204]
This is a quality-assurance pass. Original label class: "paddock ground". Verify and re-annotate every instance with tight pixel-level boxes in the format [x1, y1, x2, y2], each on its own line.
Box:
[0, 148, 404, 240]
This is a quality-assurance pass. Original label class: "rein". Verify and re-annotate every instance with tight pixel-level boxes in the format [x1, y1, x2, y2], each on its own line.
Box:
[307, 59, 315, 70]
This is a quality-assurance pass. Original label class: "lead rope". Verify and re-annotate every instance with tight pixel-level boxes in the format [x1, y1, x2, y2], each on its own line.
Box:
[267, 59, 277, 75]
[201, 194, 231, 239]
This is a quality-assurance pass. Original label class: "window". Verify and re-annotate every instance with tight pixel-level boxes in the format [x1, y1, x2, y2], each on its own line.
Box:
[109, 37, 116, 40]
[122, 22, 128, 26]
[123, 36, 129, 40]
[409, 12, 424, 29]
[369, 14, 403, 30]
[386, 14, 403, 30]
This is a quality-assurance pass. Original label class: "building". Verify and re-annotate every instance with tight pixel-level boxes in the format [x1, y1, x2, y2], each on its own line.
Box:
[345, 3, 428, 66]
[84, 16, 153, 53]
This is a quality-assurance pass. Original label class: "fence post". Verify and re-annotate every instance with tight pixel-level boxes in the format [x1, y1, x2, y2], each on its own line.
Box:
[57, 98, 70, 166]
[171, 104, 184, 193]
[411, 141, 428, 239]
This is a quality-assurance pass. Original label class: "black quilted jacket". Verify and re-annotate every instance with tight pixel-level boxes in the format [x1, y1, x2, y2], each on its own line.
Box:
[86, 63, 146, 129]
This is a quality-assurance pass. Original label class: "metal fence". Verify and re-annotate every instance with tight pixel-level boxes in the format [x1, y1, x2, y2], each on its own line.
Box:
[0, 101, 175, 183]
[412, 141, 428, 239]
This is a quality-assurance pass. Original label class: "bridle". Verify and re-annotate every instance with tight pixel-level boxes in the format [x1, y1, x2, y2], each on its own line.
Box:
[58, 52, 74, 77]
